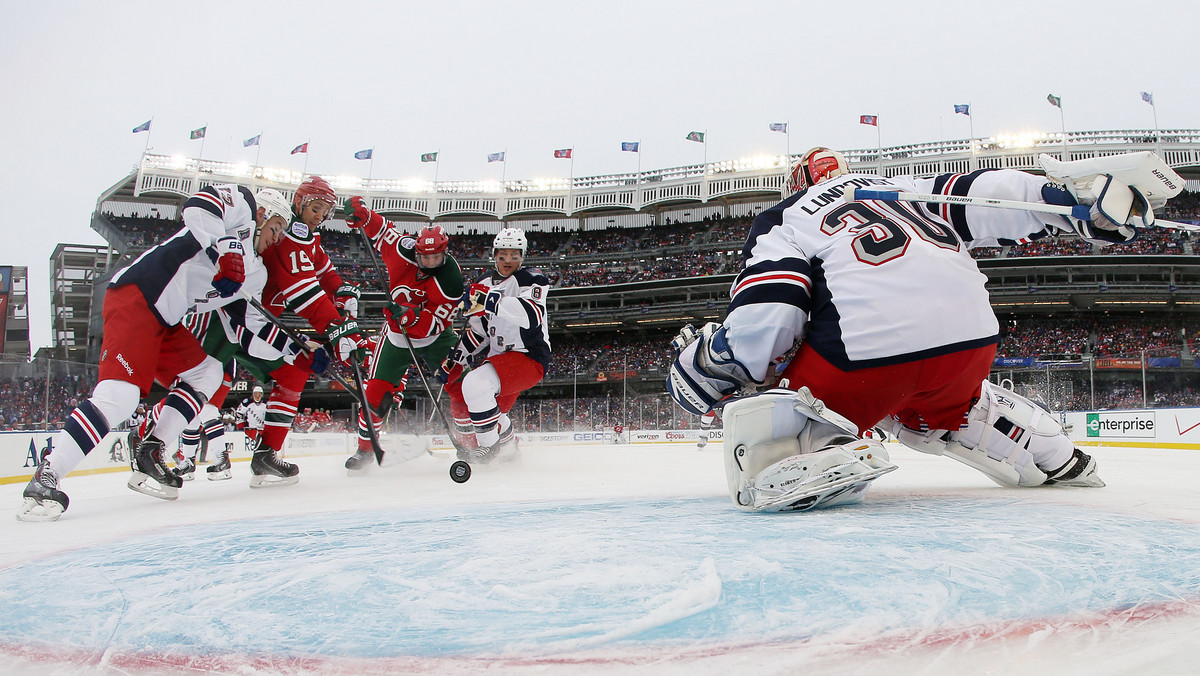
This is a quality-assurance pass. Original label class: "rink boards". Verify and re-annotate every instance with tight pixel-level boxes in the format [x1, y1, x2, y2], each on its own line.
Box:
[3, 407, 1199, 484]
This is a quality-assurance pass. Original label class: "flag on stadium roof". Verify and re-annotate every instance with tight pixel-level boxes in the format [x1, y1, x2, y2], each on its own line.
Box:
[243, 134, 261, 148]
[621, 142, 639, 152]
[131, 120, 151, 134]
[685, 131, 705, 143]
[291, 143, 308, 155]
[1046, 94, 1062, 108]
[859, 115, 878, 126]
[769, 123, 788, 133]
[488, 152, 505, 162]
[1141, 91, 1154, 105]
[354, 148, 373, 160]
[189, 126, 207, 140]
[554, 148, 572, 158]
[420, 152, 438, 163]
[953, 104, 970, 116]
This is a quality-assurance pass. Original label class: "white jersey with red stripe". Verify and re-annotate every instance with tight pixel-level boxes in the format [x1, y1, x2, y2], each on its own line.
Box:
[459, 267, 551, 369]
[109, 184, 257, 326]
[726, 168, 1071, 382]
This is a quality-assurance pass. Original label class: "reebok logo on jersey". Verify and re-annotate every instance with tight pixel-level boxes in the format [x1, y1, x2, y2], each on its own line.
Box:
[116, 353, 134, 376]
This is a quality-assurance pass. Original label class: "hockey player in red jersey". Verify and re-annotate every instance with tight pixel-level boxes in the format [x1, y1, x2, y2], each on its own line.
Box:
[17, 184, 288, 520]
[341, 197, 465, 470]
[668, 147, 1165, 512]
[435, 227, 551, 464]
[258, 176, 368, 459]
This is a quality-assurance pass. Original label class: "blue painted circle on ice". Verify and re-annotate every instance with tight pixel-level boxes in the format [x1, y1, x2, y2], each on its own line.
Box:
[2, 497, 1200, 659]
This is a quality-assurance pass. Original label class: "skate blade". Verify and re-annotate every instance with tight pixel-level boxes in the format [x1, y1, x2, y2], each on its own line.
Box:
[126, 472, 180, 501]
[15, 497, 64, 522]
[179, 473, 195, 482]
[249, 474, 300, 489]
[206, 469, 232, 481]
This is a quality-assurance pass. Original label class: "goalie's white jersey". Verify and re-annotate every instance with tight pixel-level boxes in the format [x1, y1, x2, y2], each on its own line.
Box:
[728, 169, 1071, 381]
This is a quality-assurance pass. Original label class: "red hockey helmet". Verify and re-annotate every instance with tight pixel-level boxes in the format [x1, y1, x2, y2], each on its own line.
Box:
[292, 176, 337, 222]
[415, 224, 449, 256]
[788, 147, 850, 193]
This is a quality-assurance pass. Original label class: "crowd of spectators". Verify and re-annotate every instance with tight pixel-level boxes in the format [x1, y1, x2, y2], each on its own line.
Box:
[0, 374, 91, 431]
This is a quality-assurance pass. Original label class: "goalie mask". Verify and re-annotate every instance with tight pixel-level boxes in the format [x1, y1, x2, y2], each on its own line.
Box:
[788, 147, 850, 193]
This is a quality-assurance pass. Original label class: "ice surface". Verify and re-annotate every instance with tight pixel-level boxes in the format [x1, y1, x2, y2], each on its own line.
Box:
[2, 442, 1199, 675]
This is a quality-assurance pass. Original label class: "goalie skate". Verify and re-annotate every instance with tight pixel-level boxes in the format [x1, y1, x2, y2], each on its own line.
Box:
[736, 441, 897, 512]
[127, 436, 181, 501]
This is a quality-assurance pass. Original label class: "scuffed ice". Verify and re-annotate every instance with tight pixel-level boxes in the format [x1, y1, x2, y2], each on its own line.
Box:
[1, 496, 1199, 662]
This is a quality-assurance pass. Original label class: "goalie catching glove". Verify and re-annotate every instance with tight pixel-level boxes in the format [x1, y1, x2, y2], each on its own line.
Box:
[326, 318, 368, 366]
[667, 322, 756, 416]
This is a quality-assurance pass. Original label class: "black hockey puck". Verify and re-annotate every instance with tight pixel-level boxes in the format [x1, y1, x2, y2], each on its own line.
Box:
[449, 461, 472, 483]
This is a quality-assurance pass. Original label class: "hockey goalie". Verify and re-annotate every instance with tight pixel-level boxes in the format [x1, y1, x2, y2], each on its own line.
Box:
[666, 148, 1179, 512]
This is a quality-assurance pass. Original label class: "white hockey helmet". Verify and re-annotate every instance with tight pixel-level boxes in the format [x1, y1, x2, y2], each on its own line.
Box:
[252, 385, 264, 394]
[787, 147, 850, 193]
[492, 227, 527, 256]
[255, 188, 292, 226]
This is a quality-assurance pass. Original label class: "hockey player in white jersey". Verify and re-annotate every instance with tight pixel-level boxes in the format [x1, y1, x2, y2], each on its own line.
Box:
[17, 184, 288, 521]
[436, 228, 551, 464]
[668, 147, 1164, 512]
[236, 386, 268, 449]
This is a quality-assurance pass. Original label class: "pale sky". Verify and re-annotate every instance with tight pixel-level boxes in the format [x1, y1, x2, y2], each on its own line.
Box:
[2, 0, 1197, 351]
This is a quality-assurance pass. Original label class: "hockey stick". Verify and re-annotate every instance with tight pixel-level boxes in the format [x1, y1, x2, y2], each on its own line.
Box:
[238, 291, 386, 463]
[846, 188, 1200, 232]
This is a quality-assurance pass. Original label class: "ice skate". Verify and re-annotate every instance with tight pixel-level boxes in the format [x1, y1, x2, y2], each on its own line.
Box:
[127, 436, 182, 500]
[206, 447, 232, 481]
[463, 427, 520, 466]
[345, 448, 378, 474]
[249, 446, 299, 488]
[16, 456, 69, 522]
[172, 450, 196, 482]
[1044, 449, 1105, 488]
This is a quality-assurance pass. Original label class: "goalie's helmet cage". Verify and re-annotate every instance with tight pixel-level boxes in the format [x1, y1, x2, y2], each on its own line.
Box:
[292, 176, 337, 222]
[788, 146, 850, 193]
[492, 227, 528, 256]
[415, 224, 449, 256]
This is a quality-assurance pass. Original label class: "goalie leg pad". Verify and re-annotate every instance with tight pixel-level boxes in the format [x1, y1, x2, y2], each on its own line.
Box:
[895, 381, 1082, 488]
[738, 442, 897, 512]
[723, 388, 890, 511]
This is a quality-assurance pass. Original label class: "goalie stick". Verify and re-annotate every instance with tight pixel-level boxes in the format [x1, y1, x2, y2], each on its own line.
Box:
[845, 188, 1200, 232]
[238, 291, 387, 464]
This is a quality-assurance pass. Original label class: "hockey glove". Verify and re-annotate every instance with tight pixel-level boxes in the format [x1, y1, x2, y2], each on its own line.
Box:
[211, 237, 246, 297]
[435, 346, 468, 385]
[383, 301, 421, 333]
[334, 283, 361, 318]
[483, 289, 503, 316]
[326, 318, 368, 366]
[1042, 178, 1144, 245]
[463, 283, 490, 317]
[342, 196, 382, 232]
[294, 346, 330, 375]
[666, 322, 755, 416]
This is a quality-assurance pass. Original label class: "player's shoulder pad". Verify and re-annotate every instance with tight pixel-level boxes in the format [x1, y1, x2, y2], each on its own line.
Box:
[284, 219, 314, 242]
[433, 255, 465, 296]
[514, 267, 550, 286]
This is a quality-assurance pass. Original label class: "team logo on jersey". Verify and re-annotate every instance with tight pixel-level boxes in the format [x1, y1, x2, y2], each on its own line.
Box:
[216, 186, 234, 206]
[289, 221, 310, 239]
[400, 236, 416, 249]
[391, 286, 425, 305]
[238, 227, 251, 241]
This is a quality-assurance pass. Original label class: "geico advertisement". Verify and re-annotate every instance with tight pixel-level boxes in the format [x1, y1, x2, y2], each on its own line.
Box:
[1086, 412, 1155, 438]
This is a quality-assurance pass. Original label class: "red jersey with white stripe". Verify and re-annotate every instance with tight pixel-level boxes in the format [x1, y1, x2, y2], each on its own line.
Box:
[726, 168, 1071, 381]
[260, 220, 346, 333]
